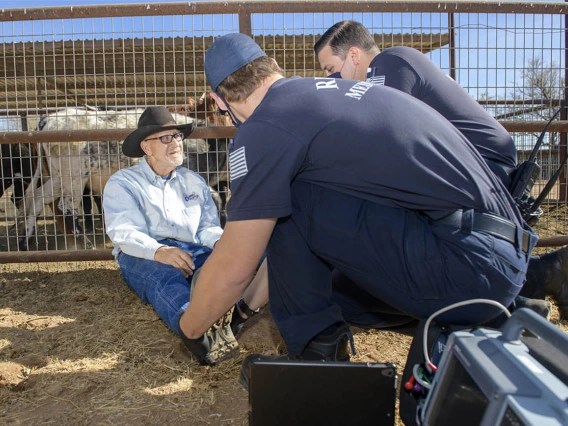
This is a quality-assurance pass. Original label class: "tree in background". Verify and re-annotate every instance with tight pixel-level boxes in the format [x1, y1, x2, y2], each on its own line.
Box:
[509, 57, 564, 147]
[502, 57, 566, 184]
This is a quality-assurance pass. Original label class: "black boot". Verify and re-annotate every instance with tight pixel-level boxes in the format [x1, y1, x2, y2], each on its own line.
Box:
[230, 298, 260, 337]
[485, 295, 552, 329]
[299, 323, 354, 361]
[533, 246, 568, 320]
[239, 323, 355, 391]
[230, 311, 247, 337]
[511, 296, 552, 320]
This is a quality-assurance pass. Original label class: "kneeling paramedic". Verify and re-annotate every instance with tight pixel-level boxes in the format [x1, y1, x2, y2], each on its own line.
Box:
[178, 33, 538, 366]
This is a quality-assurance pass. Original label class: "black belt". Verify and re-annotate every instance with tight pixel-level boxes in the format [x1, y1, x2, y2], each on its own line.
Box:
[430, 210, 530, 253]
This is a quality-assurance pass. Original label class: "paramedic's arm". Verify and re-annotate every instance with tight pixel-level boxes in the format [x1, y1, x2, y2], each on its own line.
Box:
[179, 218, 276, 338]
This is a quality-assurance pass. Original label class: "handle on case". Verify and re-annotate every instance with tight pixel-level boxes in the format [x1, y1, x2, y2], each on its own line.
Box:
[500, 308, 568, 353]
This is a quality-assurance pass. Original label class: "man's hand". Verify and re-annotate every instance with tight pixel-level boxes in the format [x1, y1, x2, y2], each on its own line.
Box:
[154, 246, 195, 277]
[179, 331, 216, 366]
[179, 218, 276, 338]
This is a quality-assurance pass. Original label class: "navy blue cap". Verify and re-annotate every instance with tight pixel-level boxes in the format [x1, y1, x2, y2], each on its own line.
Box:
[205, 33, 267, 91]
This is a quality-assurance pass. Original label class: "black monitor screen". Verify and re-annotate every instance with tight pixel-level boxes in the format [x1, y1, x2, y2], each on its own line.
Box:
[426, 352, 489, 426]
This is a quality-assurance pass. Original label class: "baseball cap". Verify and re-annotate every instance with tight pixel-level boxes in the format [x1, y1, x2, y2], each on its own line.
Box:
[205, 33, 267, 91]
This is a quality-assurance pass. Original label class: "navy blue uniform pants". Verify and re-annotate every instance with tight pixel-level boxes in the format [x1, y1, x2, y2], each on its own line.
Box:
[266, 182, 537, 356]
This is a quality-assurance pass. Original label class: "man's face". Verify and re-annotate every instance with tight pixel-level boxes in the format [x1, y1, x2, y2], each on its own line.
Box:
[210, 92, 245, 127]
[143, 128, 185, 168]
[317, 44, 346, 77]
[317, 44, 366, 81]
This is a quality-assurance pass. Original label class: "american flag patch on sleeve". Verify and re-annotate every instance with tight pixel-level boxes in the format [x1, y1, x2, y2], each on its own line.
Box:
[368, 75, 385, 85]
[229, 146, 249, 181]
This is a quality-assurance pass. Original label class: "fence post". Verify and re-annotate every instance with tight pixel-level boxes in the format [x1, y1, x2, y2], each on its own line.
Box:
[239, 7, 252, 36]
[448, 12, 456, 81]
[561, 1, 568, 202]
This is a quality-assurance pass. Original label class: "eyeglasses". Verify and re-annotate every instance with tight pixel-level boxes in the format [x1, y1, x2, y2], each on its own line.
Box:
[144, 131, 184, 144]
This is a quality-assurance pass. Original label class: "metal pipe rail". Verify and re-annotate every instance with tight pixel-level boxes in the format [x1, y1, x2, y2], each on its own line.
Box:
[0, 249, 113, 263]
[0, 127, 237, 145]
[4, 234, 568, 264]
[2, 121, 568, 146]
[1, 1, 566, 22]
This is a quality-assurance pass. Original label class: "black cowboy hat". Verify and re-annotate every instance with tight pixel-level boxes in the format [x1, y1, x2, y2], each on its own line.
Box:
[122, 106, 194, 158]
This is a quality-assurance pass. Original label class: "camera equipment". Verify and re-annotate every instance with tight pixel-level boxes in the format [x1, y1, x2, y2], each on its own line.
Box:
[416, 307, 568, 426]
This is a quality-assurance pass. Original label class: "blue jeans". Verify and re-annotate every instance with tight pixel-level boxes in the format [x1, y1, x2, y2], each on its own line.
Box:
[117, 239, 213, 335]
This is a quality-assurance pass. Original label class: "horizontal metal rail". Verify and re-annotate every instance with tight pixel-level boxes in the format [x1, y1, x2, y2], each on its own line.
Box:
[1, 99, 564, 118]
[501, 121, 568, 133]
[0, 127, 237, 145]
[481, 99, 566, 106]
[0, 249, 113, 263]
[1, 1, 566, 22]
[2, 122, 568, 145]
[2, 230, 568, 264]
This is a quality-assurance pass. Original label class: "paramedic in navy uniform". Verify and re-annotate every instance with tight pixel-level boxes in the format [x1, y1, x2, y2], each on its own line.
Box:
[178, 33, 537, 367]
[315, 20, 568, 320]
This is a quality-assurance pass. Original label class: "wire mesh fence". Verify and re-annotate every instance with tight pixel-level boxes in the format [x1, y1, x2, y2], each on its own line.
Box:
[0, 0, 566, 270]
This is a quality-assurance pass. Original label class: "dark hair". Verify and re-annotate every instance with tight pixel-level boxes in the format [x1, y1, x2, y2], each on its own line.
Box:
[216, 56, 284, 103]
[314, 20, 379, 58]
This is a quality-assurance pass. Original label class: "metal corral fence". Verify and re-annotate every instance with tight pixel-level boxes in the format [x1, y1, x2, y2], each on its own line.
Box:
[0, 0, 567, 270]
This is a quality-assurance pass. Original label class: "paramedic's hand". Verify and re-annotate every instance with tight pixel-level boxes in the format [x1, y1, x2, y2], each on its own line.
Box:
[180, 331, 216, 366]
[155, 246, 195, 278]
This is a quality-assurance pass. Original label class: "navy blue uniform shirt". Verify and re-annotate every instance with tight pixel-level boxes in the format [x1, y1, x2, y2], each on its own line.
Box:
[226, 77, 521, 224]
[367, 46, 517, 169]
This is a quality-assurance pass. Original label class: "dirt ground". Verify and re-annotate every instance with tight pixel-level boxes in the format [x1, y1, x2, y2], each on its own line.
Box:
[0, 264, 418, 425]
[1, 204, 568, 425]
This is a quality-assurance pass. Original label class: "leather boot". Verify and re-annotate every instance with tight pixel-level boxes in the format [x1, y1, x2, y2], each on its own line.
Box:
[485, 295, 552, 329]
[239, 323, 355, 391]
[299, 323, 354, 361]
[538, 246, 568, 320]
[230, 298, 260, 337]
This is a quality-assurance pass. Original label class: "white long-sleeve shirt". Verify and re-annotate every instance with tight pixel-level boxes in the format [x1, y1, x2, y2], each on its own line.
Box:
[103, 157, 223, 260]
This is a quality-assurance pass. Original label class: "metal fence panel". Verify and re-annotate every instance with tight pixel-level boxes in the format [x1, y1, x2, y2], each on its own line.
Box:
[0, 1, 566, 270]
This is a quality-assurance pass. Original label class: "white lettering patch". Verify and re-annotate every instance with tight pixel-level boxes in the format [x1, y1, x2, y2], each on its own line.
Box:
[229, 146, 248, 181]
[315, 78, 339, 90]
[345, 81, 374, 100]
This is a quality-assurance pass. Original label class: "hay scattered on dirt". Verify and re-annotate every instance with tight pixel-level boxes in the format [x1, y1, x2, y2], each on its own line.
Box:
[1, 264, 566, 425]
[2, 204, 568, 425]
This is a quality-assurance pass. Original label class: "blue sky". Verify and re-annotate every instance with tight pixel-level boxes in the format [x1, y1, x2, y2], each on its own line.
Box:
[0, 0, 564, 144]
[1, 0, 564, 99]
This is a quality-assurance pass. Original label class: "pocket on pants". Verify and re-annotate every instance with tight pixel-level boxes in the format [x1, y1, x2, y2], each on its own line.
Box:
[486, 238, 527, 298]
[403, 220, 445, 300]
